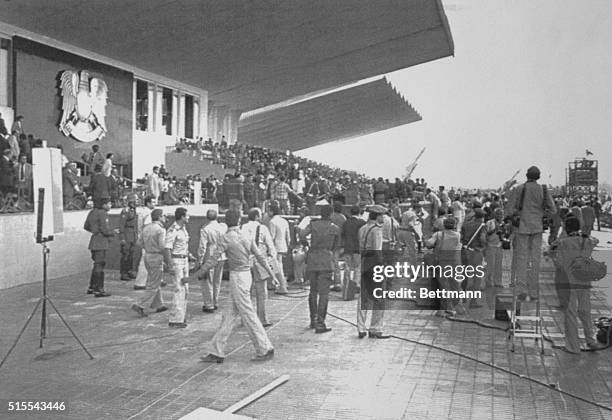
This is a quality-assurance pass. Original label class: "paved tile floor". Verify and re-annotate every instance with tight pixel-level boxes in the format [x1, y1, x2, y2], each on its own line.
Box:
[1, 241, 612, 419]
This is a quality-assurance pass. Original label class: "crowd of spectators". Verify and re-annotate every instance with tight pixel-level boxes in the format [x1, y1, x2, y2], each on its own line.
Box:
[2, 114, 611, 221]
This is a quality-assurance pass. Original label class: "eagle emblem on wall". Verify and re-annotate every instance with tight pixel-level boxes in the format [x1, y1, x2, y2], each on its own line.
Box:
[59, 70, 108, 143]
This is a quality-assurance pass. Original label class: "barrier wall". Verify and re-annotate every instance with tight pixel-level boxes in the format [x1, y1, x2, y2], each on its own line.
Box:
[0, 210, 92, 290]
[0, 204, 218, 290]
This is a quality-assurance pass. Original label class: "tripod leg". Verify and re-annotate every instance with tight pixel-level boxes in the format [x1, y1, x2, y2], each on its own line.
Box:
[45, 297, 94, 360]
[0, 298, 43, 370]
[40, 297, 47, 348]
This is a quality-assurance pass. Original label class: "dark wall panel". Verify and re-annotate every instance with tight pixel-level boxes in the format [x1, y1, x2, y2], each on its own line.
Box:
[13, 37, 133, 171]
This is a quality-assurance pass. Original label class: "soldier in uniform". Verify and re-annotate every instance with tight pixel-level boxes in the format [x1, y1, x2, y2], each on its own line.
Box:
[118, 193, 141, 280]
[198, 209, 228, 313]
[357, 205, 390, 338]
[131, 209, 168, 317]
[83, 196, 118, 297]
[299, 205, 342, 333]
[165, 207, 193, 328]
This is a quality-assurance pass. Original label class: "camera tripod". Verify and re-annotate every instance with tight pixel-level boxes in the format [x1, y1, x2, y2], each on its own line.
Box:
[0, 239, 94, 370]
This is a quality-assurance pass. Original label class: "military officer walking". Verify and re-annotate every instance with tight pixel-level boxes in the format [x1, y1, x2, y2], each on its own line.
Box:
[357, 205, 390, 338]
[164, 207, 193, 328]
[131, 209, 168, 316]
[299, 205, 342, 333]
[118, 193, 141, 280]
[84, 196, 118, 297]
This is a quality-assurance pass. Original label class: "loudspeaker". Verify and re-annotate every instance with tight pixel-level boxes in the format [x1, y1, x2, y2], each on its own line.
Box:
[32, 147, 64, 239]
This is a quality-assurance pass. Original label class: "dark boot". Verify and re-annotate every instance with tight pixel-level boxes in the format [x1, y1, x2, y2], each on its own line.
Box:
[87, 270, 96, 294]
[95, 272, 111, 297]
[317, 291, 330, 327]
[308, 289, 318, 327]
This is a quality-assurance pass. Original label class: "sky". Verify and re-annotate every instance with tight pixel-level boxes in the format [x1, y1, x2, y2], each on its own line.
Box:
[297, 0, 612, 189]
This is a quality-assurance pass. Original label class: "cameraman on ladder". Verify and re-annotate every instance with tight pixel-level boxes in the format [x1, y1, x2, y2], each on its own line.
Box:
[505, 166, 556, 302]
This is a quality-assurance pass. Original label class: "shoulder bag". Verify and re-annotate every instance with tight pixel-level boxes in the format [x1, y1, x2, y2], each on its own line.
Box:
[569, 237, 607, 283]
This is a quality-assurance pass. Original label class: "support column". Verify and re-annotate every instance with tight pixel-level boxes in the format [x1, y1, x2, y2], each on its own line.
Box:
[171, 93, 179, 139]
[147, 83, 155, 133]
[208, 102, 217, 142]
[155, 85, 163, 133]
[228, 110, 241, 145]
[193, 100, 200, 139]
[131, 80, 137, 131]
[178, 93, 186, 139]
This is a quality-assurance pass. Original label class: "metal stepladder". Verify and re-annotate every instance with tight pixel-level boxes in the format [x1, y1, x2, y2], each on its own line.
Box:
[508, 282, 545, 354]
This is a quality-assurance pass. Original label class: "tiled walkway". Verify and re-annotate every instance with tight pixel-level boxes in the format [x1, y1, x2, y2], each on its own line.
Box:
[1, 235, 612, 419]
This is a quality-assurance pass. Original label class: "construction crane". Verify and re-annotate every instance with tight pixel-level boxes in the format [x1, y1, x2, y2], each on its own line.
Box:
[502, 170, 520, 192]
[404, 147, 426, 180]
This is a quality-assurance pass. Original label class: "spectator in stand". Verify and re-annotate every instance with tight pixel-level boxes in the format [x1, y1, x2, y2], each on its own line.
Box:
[146, 166, 161, 200]
[109, 168, 123, 207]
[83, 144, 105, 175]
[90, 164, 111, 204]
[17, 136, 31, 163]
[0, 148, 15, 196]
[373, 178, 388, 204]
[10, 115, 24, 137]
[160, 174, 170, 203]
[7, 131, 19, 161]
[271, 175, 293, 215]
[0, 112, 7, 137]
[14, 154, 32, 202]
[243, 174, 256, 208]
[102, 153, 113, 177]
[439, 186, 450, 212]
[166, 180, 180, 205]
[62, 162, 82, 207]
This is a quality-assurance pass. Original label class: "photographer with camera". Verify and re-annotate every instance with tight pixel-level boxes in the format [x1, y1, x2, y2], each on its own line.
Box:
[505, 166, 556, 302]
[549, 216, 605, 353]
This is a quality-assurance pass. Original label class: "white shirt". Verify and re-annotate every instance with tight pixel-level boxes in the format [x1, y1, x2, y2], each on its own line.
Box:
[268, 214, 291, 253]
[198, 220, 228, 261]
[102, 158, 112, 177]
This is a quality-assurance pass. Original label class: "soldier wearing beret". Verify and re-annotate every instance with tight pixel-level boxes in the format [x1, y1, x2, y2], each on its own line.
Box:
[84, 197, 118, 297]
[299, 204, 342, 333]
[118, 193, 141, 280]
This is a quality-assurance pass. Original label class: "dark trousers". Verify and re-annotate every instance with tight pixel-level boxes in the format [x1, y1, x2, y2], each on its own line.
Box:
[120, 241, 141, 274]
[90, 250, 107, 291]
[308, 271, 333, 327]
